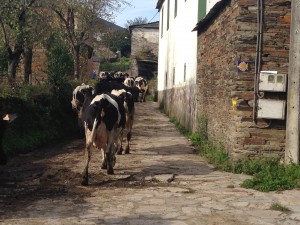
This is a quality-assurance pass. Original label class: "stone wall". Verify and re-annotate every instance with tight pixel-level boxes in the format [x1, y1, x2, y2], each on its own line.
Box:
[196, 0, 291, 160]
[130, 28, 159, 78]
[15, 49, 48, 84]
[16, 48, 96, 84]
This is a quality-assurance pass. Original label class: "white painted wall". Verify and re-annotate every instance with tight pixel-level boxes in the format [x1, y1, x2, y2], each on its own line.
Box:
[157, 0, 199, 92]
[206, 0, 221, 14]
[157, 0, 220, 92]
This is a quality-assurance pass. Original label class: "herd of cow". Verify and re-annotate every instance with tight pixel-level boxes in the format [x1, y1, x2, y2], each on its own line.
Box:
[71, 75, 149, 185]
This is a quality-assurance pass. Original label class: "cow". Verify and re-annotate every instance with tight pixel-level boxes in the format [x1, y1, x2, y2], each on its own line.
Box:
[81, 93, 126, 186]
[111, 89, 135, 154]
[71, 83, 94, 111]
[135, 76, 148, 102]
[124, 77, 135, 87]
[94, 79, 139, 102]
[71, 84, 94, 132]
[0, 113, 17, 165]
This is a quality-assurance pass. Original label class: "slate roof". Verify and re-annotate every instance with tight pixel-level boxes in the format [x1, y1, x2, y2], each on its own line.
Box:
[129, 21, 159, 33]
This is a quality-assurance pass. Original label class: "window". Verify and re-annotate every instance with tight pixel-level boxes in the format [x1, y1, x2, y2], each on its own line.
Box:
[167, 0, 170, 30]
[165, 72, 168, 88]
[174, 0, 178, 18]
[161, 7, 164, 38]
[173, 67, 175, 85]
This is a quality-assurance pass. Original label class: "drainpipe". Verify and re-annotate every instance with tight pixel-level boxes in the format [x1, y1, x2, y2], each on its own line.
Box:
[253, 0, 271, 128]
[285, 0, 300, 164]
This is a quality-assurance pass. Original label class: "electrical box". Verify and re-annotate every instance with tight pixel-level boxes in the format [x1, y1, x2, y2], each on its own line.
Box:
[257, 99, 286, 120]
[259, 73, 287, 92]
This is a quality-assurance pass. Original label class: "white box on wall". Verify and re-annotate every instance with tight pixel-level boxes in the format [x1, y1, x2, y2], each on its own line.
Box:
[259, 73, 287, 92]
[257, 99, 286, 120]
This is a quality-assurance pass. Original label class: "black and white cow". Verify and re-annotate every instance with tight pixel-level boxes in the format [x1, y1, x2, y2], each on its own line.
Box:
[71, 83, 94, 111]
[71, 83, 94, 132]
[0, 113, 17, 165]
[81, 93, 126, 186]
[123, 77, 135, 87]
[94, 79, 140, 102]
[111, 89, 135, 154]
[135, 76, 148, 102]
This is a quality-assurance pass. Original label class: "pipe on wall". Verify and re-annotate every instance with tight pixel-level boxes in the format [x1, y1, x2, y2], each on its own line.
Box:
[252, 0, 271, 129]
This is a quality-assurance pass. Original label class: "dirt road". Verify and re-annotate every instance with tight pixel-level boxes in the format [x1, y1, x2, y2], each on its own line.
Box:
[0, 101, 300, 225]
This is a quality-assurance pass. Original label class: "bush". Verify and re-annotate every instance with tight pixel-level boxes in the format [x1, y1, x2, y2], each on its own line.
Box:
[0, 82, 79, 157]
[45, 41, 73, 89]
[100, 57, 130, 72]
[0, 38, 78, 159]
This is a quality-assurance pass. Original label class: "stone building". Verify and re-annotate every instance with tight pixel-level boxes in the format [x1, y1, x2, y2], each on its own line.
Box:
[193, 0, 290, 160]
[157, 0, 293, 161]
[129, 22, 159, 79]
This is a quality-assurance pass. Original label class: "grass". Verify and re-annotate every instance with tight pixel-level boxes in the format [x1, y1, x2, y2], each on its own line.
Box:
[146, 94, 155, 102]
[270, 203, 291, 213]
[169, 116, 300, 192]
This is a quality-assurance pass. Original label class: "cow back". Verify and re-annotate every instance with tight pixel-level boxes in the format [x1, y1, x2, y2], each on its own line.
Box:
[85, 93, 126, 131]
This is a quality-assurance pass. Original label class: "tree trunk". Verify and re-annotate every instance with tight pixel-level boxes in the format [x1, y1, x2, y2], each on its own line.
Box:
[73, 45, 80, 80]
[23, 47, 33, 84]
[7, 54, 21, 85]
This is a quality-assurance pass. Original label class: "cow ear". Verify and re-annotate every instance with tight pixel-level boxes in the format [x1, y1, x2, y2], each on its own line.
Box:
[2, 114, 9, 121]
[3, 113, 17, 122]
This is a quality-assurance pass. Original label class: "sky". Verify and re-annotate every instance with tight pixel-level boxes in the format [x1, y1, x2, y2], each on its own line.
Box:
[114, 0, 160, 28]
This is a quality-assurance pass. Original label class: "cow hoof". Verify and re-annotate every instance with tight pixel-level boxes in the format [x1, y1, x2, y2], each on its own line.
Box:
[112, 156, 116, 167]
[107, 168, 114, 175]
[81, 179, 88, 186]
[117, 147, 123, 155]
[101, 163, 107, 169]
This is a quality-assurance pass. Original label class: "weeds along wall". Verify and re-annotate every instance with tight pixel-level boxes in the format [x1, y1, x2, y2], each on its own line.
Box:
[196, 0, 290, 160]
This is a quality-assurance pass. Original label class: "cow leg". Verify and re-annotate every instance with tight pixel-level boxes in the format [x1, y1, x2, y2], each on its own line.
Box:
[125, 131, 131, 154]
[0, 149, 7, 165]
[101, 148, 107, 169]
[116, 129, 124, 155]
[105, 130, 118, 175]
[142, 92, 145, 102]
[106, 150, 114, 175]
[81, 143, 92, 186]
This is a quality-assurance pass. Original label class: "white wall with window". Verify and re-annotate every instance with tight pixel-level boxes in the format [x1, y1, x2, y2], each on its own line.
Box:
[156, 0, 220, 130]
[157, 0, 199, 92]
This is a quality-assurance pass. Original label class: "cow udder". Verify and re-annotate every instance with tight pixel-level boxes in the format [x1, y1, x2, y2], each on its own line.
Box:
[93, 122, 108, 150]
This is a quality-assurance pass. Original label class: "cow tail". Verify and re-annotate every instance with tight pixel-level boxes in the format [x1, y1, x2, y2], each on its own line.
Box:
[89, 100, 103, 143]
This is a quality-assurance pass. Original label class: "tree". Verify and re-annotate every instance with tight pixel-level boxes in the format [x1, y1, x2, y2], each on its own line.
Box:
[124, 16, 148, 29]
[0, 0, 37, 85]
[101, 29, 131, 57]
[48, 0, 129, 80]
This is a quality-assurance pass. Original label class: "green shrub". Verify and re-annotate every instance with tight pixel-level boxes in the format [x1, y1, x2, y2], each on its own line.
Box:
[100, 57, 130, 72]
[1, 83, 79, 157]
[46, 41, 73, 89]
